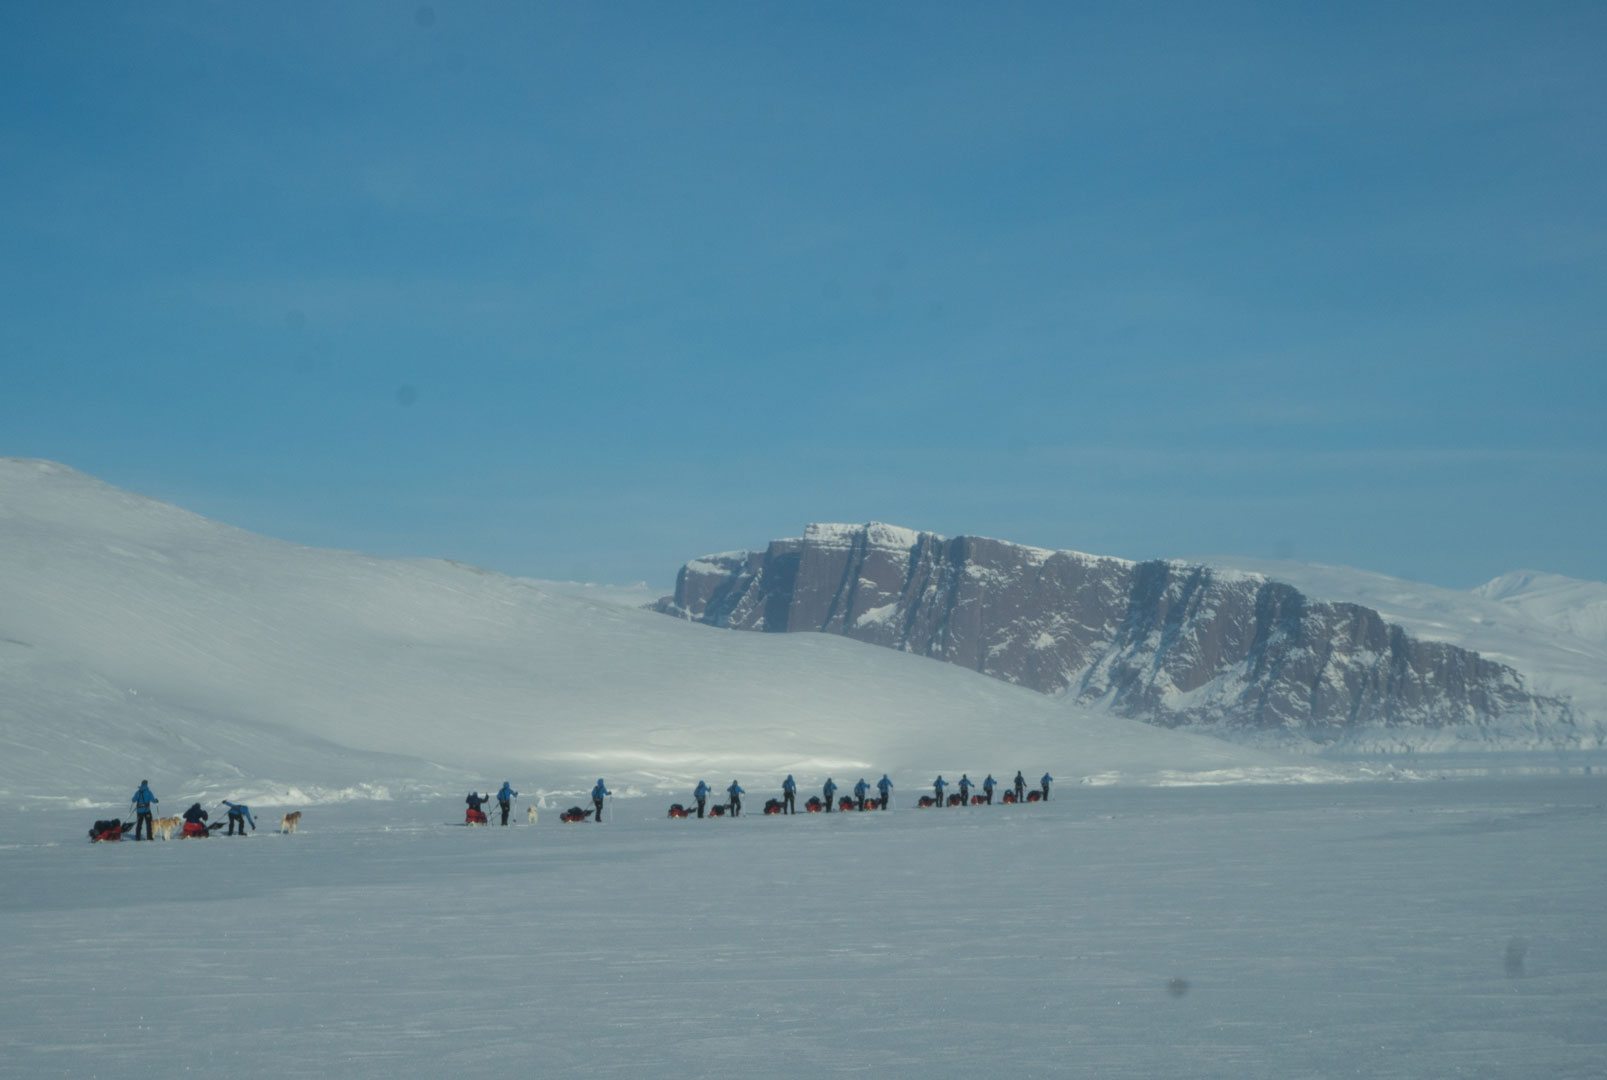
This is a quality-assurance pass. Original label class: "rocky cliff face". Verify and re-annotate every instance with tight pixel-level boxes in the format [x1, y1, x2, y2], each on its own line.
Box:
[656, 524, 1580, 747]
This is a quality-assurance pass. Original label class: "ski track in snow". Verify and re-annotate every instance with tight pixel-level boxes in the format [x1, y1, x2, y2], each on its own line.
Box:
[2, 779, 1605, 1079]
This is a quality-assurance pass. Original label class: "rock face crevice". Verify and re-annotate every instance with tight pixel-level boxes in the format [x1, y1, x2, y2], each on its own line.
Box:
[655, 524, 1576, 745]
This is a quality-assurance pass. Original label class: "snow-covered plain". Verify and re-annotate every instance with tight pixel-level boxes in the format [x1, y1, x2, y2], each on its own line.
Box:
[3, 778, 1605, 1079]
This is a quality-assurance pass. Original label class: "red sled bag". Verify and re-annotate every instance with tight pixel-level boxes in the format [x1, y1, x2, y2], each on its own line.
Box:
[1026, 791, 1043, 803]
[1001, 792, 1018, 804]
[559, 806, 592, 823]
[88, 819, 129, 842]
[182, 821, 207, 838]
[916, 795, 937, 808]
[465, 808, 488, 825]
[804, 797, 824, 813]
[971, 795, 987, 805]
[667, 803, 690, 819]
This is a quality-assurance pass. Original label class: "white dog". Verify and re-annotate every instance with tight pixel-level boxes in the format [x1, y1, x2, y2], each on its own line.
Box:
[151, 815, 182, 841]
[526, 805, 539, 825]
[279, 810, 302, 835]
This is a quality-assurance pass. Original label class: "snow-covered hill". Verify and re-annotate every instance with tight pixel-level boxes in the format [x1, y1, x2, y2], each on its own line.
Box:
[1473, 570, 1607, 648]
[0, 459, 1308, 808]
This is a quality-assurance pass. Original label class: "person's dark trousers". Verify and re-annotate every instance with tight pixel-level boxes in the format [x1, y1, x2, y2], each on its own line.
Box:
[824, 797, 833, 813]
[731, 797, 741, 818]
[593, 798, 604, 822]
[856, 797, 865, 811]
[784, 793, 795, 814]
[499, 800, 511, 825]
[1015, 784, 1025, 802]
[135, 811, 152, 840]
[1042, 786, 1050, 801]
[879, 794, 888, 810]
[986, 792, 993, 805]
[696, 798, 706, 818]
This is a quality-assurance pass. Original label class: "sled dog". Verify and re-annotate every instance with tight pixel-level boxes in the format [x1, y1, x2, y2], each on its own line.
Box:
[151, 815, 182, 841]
[279, 810, 302, 834]
[526, 805, 539, 824]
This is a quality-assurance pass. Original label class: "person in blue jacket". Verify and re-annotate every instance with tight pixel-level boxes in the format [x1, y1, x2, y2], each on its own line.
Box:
[876, 773, 893, 811]
[1040, 773, 1053, 801]
[726, 780, 744, 818]
[853, 778, 869, 811]
[496, 781, 519, 826]
[131, 780, 158, 841]
[591, 779, 610, 823]
[822, 777, 837, 813]
[933, 775, 948, 806]
[693, 779, 711, 818]
[222, 800, 256, 836]
[982, 774, 997, 805]
[958, 774, 974, 803]
[782, 774, 797, 815]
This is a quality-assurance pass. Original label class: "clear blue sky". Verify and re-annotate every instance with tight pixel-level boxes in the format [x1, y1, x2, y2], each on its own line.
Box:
[3, 2, 1604, 589]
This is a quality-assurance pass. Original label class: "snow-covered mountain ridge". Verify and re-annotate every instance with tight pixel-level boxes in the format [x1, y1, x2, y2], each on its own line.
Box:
[0, 460, 1309, 806]
[657, 524, 1606, 750]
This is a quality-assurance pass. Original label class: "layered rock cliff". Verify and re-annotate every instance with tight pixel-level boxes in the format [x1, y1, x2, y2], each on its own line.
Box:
[655, 524, 1581, 747]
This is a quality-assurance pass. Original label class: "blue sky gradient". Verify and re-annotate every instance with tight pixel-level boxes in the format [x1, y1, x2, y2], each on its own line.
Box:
[3, 2, 1604, 587]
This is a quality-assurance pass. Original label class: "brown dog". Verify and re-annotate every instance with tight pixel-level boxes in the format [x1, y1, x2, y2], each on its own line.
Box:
[279, 810, 302, 835]
[151, 815, 182, 841]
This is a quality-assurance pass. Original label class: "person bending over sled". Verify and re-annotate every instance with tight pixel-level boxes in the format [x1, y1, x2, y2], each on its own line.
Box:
[782, 774, 797, 815]
[131, 780, 158, 841]
[822, 777, 837, 813]
[726, 780, 744, 818]
[465, 791, 491, 825]
[694, 779, 711, 818]
[497, 781, 519, 826]
[591, 779, 610, 823]
[181, 803, 220, 837]
[222, 800, 256, 836]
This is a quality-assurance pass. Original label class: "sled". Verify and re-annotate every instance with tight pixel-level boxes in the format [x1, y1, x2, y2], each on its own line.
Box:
[947, 793, 966, 806]
[1001, 792, 1019, 805]
[182, 821, 208, 838]
[667, 803, 690, 819]
[88, 819, 133, 842]
[971, 794, 988, 805]
[763, 799, 785, 815]
[465, 808, 488, 825]
[804, 797, 824, 813]
[559, 806, 594, 823]
[1026, 791, 1043, 803]
[916, 795, 937, 808]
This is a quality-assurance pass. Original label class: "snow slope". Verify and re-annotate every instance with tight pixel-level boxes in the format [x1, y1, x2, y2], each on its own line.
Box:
[1200, 556, 1607, 744]
[0, 460, 1306, 807]
[1475, 570, 1607, 649]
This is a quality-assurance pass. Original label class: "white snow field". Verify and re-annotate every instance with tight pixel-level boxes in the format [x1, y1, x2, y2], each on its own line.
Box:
[3, 779, 1605, 1079]
[0, 458, 1314, 809]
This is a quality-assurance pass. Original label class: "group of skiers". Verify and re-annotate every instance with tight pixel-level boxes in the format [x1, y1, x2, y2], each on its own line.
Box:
[678, 770, 1054, 818]
[122, 780, 257, 839]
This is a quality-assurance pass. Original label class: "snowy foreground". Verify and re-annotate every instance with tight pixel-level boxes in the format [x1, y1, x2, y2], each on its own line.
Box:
[4, 777, 1605, 1079]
